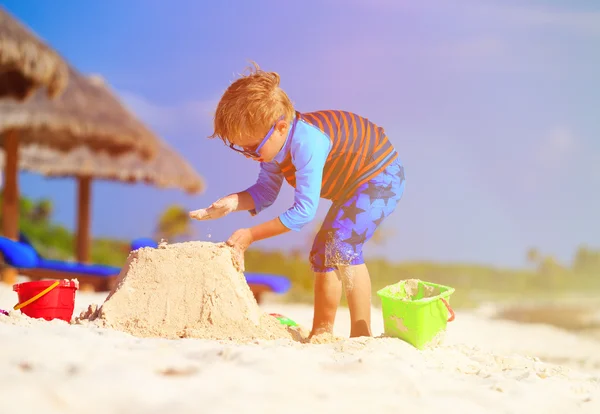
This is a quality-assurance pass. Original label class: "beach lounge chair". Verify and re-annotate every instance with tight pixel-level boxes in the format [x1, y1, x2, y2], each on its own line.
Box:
[245, 273, 291, 304]
[0, 234, 291, 302]
[3, 232, 145, 291]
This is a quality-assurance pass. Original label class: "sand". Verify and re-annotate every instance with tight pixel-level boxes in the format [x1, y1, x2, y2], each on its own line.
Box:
[1, 269, 600, 412]
[77, 241, 293, 342]
[387, 278, 440, 299]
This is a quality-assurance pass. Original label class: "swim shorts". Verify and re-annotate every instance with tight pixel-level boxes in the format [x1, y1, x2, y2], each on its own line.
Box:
[309, 157, 405, 272]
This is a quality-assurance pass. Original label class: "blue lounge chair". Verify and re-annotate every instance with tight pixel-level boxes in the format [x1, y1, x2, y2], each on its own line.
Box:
[0, 232, 155, 291]
[0, 234, 291, 301]
[245, 273, 292, 303]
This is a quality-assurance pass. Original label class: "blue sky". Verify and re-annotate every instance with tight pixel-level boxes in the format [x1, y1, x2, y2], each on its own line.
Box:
[3, 0, 599, 268]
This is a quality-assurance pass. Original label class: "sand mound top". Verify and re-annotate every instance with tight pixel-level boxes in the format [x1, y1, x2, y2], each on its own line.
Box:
[77, 241, 293, 342]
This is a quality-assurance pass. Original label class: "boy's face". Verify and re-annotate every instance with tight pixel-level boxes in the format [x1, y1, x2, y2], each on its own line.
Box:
[229, 117, 289, 163]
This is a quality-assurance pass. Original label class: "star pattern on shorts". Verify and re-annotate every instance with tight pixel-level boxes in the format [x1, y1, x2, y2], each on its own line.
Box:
[373, 211, 386, 227]
[362, 181, 398, 207]
[342, 228, 369, 253]
[339, 201, 366, 224]
[396, 165, 405, 182]
[310, 162, 405, 270]
[362, 182, 386, 204]
[379, 183, 397, 206]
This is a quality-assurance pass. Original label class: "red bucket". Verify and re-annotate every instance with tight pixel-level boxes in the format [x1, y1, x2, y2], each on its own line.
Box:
[13, 279, 79, 322]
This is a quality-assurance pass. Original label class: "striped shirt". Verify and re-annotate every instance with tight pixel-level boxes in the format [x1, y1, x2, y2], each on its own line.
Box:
[246, 110, 398, 231]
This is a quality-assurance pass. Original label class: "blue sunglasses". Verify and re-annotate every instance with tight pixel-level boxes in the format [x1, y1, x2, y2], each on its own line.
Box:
[229, 115, 284, 158]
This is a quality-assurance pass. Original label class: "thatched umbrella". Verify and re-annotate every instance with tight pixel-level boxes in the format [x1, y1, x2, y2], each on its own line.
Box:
[0, 66, 162, 245]
[0, 6, 69, 101]
[0, 136, 205, 262]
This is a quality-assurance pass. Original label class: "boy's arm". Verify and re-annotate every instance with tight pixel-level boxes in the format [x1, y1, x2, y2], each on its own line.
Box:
[228, 132, 330, 250]
[230, 191, 255, 211]
[248, 216, 290, 242]
[190, 163, 282, 221]
[243, 161, 284, 215]
[236, 135, 330, 244]
[277, 135, 330, 232]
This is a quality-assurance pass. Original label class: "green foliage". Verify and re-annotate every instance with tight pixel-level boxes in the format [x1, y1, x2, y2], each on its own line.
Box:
[19, 217, 74, 260]
[0, 194, 130, 265]
[573, 245, 600, 274]
[2, 194, 599, 309]
[90, 237, 130, 266]
[154, 204, 193, 242]
[30, 198, 53, 224]
[244, 249, 600, 308]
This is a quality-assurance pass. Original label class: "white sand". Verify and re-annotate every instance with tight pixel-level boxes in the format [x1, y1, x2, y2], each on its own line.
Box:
[1, 281, 599, 414]
[78, 242, 291, 341]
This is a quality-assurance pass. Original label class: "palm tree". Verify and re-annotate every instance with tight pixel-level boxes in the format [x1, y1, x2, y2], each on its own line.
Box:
[30, 199, 53, 223]
[155, 204, 194, 242]
[526, 247, 541, 267]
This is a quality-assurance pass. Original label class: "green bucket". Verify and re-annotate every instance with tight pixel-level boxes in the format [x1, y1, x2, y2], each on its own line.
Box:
[377, 279, 455, 349]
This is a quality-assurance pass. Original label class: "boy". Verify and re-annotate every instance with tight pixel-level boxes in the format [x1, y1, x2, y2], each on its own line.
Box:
[190, 63, 405, 338]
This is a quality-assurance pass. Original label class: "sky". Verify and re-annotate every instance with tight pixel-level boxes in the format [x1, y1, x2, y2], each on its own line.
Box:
[2, 0, 599, 268]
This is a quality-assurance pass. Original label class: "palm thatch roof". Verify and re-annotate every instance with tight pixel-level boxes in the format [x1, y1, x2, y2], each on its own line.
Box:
[0, 69, 161, 159]
[0, 72, 203, 194]
[0, 6, 69, 101]
[0, 140, 206, 194]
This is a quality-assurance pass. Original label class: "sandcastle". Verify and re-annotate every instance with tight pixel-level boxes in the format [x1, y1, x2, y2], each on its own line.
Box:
[78, 241, 293, 342]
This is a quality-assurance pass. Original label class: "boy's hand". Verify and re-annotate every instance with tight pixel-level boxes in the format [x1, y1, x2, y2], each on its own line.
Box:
[189, 195, 238, 221]
[226, 228, 254, 271]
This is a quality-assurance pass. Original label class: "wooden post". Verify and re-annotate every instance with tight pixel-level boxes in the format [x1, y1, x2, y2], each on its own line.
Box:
[75, 176, 91, 264]
[1, 130, 19, 284]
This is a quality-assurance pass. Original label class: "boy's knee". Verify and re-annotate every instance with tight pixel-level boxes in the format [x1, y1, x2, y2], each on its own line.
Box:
[310, 241, 365, 274]
[309, 250, 336, 273]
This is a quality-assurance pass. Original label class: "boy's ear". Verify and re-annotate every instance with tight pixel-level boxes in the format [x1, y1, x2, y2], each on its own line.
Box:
[275, 120, 288, 134]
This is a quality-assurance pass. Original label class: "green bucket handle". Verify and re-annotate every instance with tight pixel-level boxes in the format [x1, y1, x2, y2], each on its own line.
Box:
[440, 298, 455, 322]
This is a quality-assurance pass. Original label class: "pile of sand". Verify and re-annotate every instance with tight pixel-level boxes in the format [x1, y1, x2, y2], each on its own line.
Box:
[388, 279, 440, 300]
[77, 241, 295, 342]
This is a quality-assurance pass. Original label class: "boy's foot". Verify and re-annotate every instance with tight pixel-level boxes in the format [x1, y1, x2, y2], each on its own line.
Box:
[309, 323, 334, 339]
[308, 329, 342, 344]
[349, 320, 372, 338]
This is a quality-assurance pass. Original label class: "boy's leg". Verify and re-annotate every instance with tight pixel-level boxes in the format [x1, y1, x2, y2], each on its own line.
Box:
[309, 158, 405, 338]
[309, 202, 347, 337]
[311, 270, 342, 336]
[338, 263, 372, 337]
[311, 265, 372, 338]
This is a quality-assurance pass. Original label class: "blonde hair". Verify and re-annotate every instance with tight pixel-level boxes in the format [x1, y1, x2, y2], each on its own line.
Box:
[209, 62, 295, 146]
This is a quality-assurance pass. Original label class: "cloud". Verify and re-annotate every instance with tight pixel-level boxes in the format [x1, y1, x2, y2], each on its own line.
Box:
[536, 127, 577, 168]
[439, 37, 506, 60]
[427, 36, 524, 72]
[314, 2, 589, 76]
[329, 0, 600, 36]
[489, 4, 600, 37]
[519, 127, 578, 192]
[521, 127, 600, 195]
[118, 90, 219, 137]
[588, 154, 600, 181]
[322, 0, 411, 9]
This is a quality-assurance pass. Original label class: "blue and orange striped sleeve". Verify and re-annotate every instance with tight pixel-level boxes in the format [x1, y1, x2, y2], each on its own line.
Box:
[279, 124, 332, 231]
